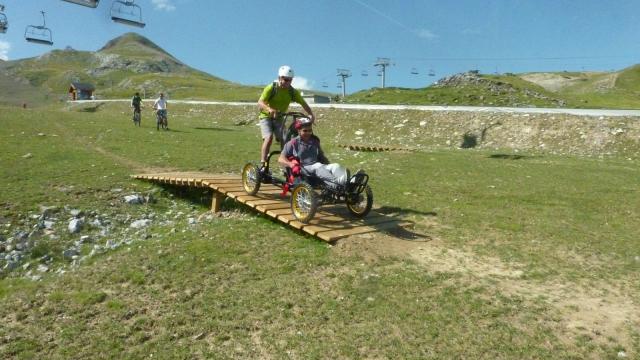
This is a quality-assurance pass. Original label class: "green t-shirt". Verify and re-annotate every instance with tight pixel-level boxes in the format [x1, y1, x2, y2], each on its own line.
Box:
[258, 82, 307, 119]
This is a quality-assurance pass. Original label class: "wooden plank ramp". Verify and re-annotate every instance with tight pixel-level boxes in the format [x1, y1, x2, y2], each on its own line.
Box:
[132, 172, 409, 242]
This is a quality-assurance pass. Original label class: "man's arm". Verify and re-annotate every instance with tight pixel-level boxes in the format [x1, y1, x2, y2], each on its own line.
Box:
[258, 99, 275, 118]
[278, 142, 296, 168]
[301, 102, 315, 122]
[295, 92, 315, 122]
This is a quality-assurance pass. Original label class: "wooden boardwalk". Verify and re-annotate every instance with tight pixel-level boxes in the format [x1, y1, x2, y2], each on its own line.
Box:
[132, 172, 409, 242]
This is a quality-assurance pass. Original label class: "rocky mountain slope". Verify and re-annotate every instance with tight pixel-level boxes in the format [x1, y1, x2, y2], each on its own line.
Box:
[0, 33, 261, 104]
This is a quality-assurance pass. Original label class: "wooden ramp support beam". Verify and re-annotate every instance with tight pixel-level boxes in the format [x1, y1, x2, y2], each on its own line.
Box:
[133, 172, 410, 242]
[211, 191, 225, 213]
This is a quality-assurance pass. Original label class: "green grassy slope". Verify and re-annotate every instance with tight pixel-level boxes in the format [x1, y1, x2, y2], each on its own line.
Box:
[347, 68, 640, 109]
[0, 103, 639, 358]
[0, 33, 263, 103]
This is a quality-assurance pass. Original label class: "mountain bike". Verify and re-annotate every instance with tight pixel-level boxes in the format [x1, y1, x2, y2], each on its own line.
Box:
[156, 109, 168, 130]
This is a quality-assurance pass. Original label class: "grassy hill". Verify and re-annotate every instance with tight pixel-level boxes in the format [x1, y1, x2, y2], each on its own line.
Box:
[347, 68, 640, 109]
[0, 33, 263, 104]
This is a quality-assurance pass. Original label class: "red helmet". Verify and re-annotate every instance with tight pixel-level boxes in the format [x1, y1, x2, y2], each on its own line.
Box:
[294, 116, 313, 130]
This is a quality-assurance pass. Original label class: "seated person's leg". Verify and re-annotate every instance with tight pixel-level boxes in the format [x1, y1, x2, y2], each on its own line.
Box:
[305, 163, 348, 188]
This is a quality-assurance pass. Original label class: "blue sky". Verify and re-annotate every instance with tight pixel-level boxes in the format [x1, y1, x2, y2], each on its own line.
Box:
[1, 0, 640, 94]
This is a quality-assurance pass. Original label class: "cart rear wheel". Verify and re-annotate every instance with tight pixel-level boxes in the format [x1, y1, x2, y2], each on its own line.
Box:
[346, 185, 373, 218]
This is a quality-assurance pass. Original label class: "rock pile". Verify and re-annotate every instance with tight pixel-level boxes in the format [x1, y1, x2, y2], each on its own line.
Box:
[433, 71, 566, 107]
[0, 190, 248, 281]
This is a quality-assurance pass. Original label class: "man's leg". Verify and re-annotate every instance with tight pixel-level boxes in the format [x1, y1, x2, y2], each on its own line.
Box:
[261, 136, 273, 164]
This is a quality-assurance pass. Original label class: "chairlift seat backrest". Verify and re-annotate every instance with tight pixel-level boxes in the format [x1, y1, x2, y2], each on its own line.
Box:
[24, 11, 53, 46]
[25, 25, 53, 45]
[62, 0, 100, 8]
[111, 0, 145, 28]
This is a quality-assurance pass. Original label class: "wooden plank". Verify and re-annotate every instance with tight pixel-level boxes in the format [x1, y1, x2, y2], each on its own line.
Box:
[201, 178, 241, 184]
[258, 203, 291, 213]
[265, 207, 293, 219]
[245, 199, 283, 207]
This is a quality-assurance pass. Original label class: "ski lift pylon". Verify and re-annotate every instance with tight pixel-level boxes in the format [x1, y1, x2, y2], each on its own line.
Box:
[0, 4, 8, 34]
[25, 11, 53, 46]
[61, 0, 100, 8]
[111, 0, 145, 28]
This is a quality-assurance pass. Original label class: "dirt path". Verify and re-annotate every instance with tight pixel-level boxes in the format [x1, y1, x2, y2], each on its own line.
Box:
[332, 228, 639, 354]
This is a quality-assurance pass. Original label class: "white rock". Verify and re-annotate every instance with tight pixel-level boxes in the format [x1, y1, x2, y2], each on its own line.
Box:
[124, 194, 144, 204]
[130, 219, 152, 229]
[68, 218, 84, 234]
[37, 264, 49, 273]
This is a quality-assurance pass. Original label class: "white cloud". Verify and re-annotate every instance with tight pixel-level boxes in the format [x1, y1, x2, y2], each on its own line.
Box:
[416, 28, 438, 40]
[292, 76, 313, 90]
[0, 40, 10, 61]
[152, 0, 176, 12]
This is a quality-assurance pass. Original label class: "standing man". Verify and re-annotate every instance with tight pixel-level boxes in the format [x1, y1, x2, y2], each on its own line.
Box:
[153, 92, 168, 130]
[131, 92, 142, 126]
[257, 65, 315, 169]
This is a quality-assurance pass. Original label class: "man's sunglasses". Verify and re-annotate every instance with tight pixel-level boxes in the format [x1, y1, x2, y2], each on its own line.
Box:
[281, 77, 293, 82]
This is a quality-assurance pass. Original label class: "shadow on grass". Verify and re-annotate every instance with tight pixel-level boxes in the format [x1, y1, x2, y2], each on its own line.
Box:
[489, 154, 532, 160]
[193, 127, 236, 132]
[77, 103, 105, 113]
[158, 184, 214, 207]
[156, 128, 189, 133]
[372, 206, 435, 242]
[376, 206, 437, 217]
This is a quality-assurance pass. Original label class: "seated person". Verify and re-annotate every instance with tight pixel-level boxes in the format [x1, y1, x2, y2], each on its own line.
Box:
[278, 118, 348, 188]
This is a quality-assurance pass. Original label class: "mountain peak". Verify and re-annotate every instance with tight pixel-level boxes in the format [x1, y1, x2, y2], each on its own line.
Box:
[98, 32, 170, 57]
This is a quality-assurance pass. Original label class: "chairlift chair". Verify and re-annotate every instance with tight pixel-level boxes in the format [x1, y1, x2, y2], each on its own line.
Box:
[61, 0, 99, 7]
[111, 0, 145, 28]
[336, 83, 342, 88]
[410, 67, 419, 75]
[0, 5, 7, 33]
[361, 70, 368, 77]
[321, 82, 328, 88]
[428, 69, 435, 77]
[25, 11, 53, 46]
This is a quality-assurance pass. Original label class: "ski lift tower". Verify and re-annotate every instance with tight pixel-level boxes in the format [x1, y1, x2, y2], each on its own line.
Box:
[336, 69, 351, 98]
[374, 57, 391, 88]
[61, 0, 100, 8]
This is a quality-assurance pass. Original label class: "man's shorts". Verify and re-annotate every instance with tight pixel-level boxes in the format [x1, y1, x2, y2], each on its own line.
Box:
[259, 117, 284, 143]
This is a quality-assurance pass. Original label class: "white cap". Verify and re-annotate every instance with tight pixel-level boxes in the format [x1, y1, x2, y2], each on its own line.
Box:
[278, 65, 294, 78]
